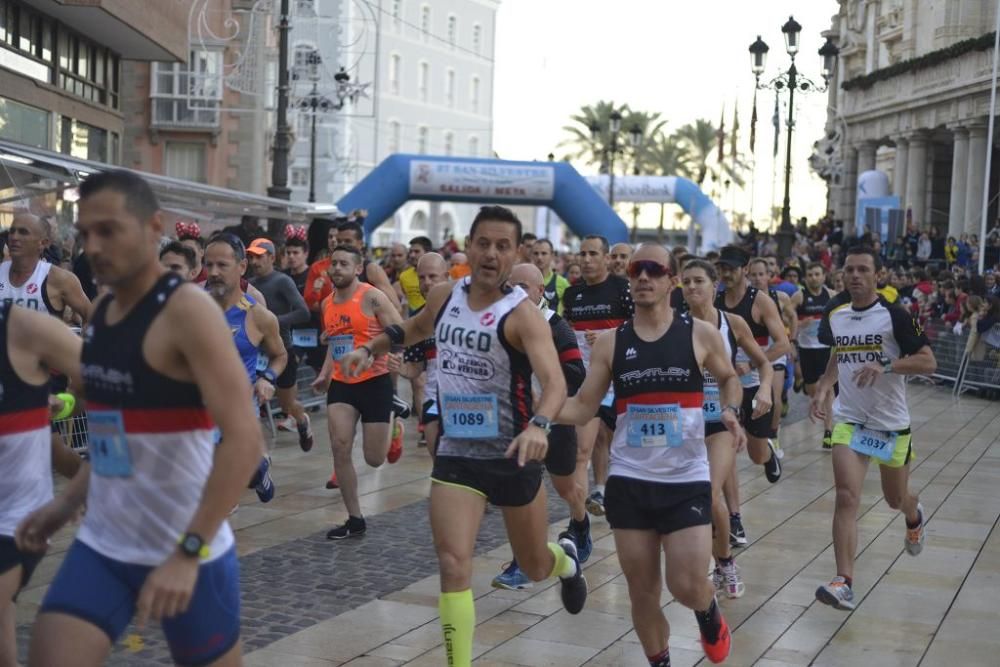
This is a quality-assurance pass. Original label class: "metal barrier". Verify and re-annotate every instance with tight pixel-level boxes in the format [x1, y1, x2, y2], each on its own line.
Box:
[922, 319, 971, 390]
[54, 413, 89, 454]
[957, 322, 1000, 395]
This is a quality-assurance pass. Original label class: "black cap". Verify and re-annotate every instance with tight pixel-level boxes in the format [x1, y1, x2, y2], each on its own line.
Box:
[716, 245, 749, 269]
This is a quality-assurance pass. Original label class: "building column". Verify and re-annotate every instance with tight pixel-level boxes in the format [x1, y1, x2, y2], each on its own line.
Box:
[857, 140, 877, 173]
[965, 121, 989, 236]
[906, 131, 929, 226]
[842, 144, 859, 236]
[893, 136, 909, 202]
[948, 126, 969, 238]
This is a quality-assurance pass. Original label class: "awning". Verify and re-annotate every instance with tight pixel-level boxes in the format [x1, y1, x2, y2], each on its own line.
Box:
[0, 140, 340, 224]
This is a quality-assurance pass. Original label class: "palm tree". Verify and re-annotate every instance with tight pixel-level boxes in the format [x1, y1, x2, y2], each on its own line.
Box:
[622, 110, 668, 172]
[643, 133, 692, 179]
[674, 119, 718, 185]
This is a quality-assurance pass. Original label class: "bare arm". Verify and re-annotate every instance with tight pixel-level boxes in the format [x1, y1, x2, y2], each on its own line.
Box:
[368, 287, 404, 329]
[506, 301, 566, 422]
[557, 330, 614, 425]
[364, 281, 450, 356]
[246, 283, 267, 309]
[255, 306, 287, 377]
[16, 306, 84, 389]
[169, 290, 264, 543]
[694, 320, 745, 445]
[367, 263, 399, 305]
[780, 292, 798, 343]
[754, 291, 791, 361]
[51, 267, 93, 323]
[887, 345, 936, 375]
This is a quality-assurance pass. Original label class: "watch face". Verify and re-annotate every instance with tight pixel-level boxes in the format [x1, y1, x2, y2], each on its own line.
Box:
[182, 535, 201, 554]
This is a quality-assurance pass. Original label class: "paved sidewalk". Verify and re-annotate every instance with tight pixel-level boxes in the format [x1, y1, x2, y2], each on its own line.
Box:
[14, 385, 1000, 665]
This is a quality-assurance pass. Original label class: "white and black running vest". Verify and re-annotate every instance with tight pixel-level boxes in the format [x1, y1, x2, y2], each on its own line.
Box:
[0, 260, 58, 315]
[434, 278, 531, 460]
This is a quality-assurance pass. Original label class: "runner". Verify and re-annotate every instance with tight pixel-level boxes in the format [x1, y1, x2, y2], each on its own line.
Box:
[205, 234, 286, 504]
[609, 242, 633, 279]
[714, 246, 789, 550]
[159, 241, 199, 282]
[563, 235, 634, 516]
[391, 253, 451, 454]
[17, 170, 263, 666]
[748, 258, 796, 453]
[247, 237, 314, 452]
[394, 237, 433, 427]
[0, 304, 83, 666]
[791, 261, 836, 448]
[0, 213, 92, 321]
[311, 245, 405, 539]
[383, 242, 408, 284]
[531, 238, 569, 314]
[556, 244, 739, 665]
[339, 206, 586, 667]
[811, 246, 935, 611]
[492, 262, 590, 590]
[283, 226, 327, 375]
[303, 220, 397, 311]
[682, 259, 772, 600]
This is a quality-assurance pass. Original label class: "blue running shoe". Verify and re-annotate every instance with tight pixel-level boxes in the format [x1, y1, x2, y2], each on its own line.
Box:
[252, 456, 275, 503]
[491, 561, 533, 591]
[559, 517, 593, 564]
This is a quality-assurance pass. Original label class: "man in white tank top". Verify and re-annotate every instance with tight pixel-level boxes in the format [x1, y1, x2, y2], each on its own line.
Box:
[340, 206, 587, 667]
[0, 213, 91, 321]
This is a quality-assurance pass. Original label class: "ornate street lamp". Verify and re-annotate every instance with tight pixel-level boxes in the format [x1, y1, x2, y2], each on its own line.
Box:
[750, 16, 839, 258]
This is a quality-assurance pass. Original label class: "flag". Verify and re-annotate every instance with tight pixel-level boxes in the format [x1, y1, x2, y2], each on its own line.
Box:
[730, 101, 739, 161]
[749, 89, 758, 153]
[772, 91, 781, 157]
[717, 105, 726, 164]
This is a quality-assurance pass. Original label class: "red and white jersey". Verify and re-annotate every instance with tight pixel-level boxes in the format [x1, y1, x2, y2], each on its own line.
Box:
[0, 302, 53, 536]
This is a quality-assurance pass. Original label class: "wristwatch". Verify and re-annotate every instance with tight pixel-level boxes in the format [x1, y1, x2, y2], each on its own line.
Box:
[178, 532, 209, 559]
[258, 368, 278, 385]
[880, 356, 894, 374]
[528, 415, 552, 434]
[722, 404, 742, 420]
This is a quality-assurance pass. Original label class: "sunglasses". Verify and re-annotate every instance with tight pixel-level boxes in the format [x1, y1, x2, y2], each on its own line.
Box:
[627, 260, 672, 279]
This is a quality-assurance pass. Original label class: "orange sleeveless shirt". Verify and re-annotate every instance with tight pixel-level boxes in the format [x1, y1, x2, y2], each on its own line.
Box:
[322, 283, 388, 383]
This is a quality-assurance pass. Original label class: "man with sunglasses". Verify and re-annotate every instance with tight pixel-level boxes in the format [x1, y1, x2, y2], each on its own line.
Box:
[562, 235, 634, 516]
[492, 262, 589, 591]
[556, 245, 742, 666]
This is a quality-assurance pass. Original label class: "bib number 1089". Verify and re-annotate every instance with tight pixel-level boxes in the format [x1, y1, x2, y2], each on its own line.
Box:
[441, 393, 499, 439]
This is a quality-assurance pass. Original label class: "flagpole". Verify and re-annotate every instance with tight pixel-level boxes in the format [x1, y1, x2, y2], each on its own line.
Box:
[979, 1, 1000, 275]
[749, 87, 758, 224]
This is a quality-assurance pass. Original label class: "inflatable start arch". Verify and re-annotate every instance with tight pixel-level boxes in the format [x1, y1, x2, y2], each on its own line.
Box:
[336, 154, 731, 249]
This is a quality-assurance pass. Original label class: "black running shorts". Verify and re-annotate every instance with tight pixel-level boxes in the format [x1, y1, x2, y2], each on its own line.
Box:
[605, 476, 712, 535]
[326, 374, 393, 423]
[705, 421, 728, 438]
[0, 536, 43, 600]
[431, 456, 542, 507]
[545, 424, 578, 477]
[275, 351, 298, 390]
[799, 347, 831, 386]
[598, 405, 616, 432]
[741, 387, 774, 439]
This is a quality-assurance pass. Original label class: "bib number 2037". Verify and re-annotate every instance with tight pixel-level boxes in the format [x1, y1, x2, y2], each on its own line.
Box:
[442, 393, 499, 439]
[849, 426, 896, 462]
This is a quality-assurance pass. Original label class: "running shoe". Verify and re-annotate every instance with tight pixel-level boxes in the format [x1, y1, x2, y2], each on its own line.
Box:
[781, 401, 790, 418]
[770, 437, 785, 460]
[326, 515, 366, 540]
[325, 470, 339, 489]
[718, 560, 745, 599]
[251, 456, 275, 503]
[417, 422, 427, 447]
[697, 599, 731, 664]
[277, 416, 296, 432]
[491, 561, 533, 590]
[764, 440, 782, 483]
[387, 420, 404, 464]
[392, 394, 411, 420]
[904, 502, 926, 556]
[297, 414, 314, 452]
[711, 566, 724, 590]
[556, 538, 587, 615]
[585, 490, 605, 516]
[558, 518, 593, 564]
[815, 576, 855, 610]
[793, 378, 804, 393]
[822, 430, 833, 450]
[729, 515, 748, 548]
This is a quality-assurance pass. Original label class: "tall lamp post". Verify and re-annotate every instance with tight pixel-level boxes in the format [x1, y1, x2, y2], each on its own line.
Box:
[588, 110, 642, 207]
[267, 0, 292, 238]
[750, 17, 839, 259]
[628, 123, 645, 243]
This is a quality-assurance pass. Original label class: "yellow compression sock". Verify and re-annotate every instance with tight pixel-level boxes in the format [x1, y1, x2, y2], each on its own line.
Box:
[439, 589, 474, 667]
[548, 542, 577, 579]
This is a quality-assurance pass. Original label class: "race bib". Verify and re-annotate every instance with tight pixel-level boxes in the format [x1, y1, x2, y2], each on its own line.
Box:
[292, 328, 319, 348]
[329, 335, 354, 360]
[88, 410, 133, 477]
[626, 404, 683, 447]
[600, 388, 615, 408]
[442, 393, 499, 439]
[703, 386, 721, 423]
[849, 426, 895, 462]
[803, 318, 820, 339]
[256, 354, 268, 372]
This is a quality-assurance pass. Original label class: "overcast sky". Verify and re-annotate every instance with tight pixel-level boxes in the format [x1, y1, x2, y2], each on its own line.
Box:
[491, 0, 841, 230]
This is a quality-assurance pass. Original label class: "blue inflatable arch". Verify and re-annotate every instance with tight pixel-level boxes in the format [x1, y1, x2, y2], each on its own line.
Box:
[336, 154, 630, 243]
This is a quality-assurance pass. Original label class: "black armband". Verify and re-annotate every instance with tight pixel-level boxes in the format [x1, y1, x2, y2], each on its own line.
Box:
[385, 324, 405, 345]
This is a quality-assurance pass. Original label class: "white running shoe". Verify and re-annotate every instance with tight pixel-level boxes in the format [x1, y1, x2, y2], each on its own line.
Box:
[904, 502, 926, 556]
[276, 416, 296, 432]
[719, 560, 745, 599]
